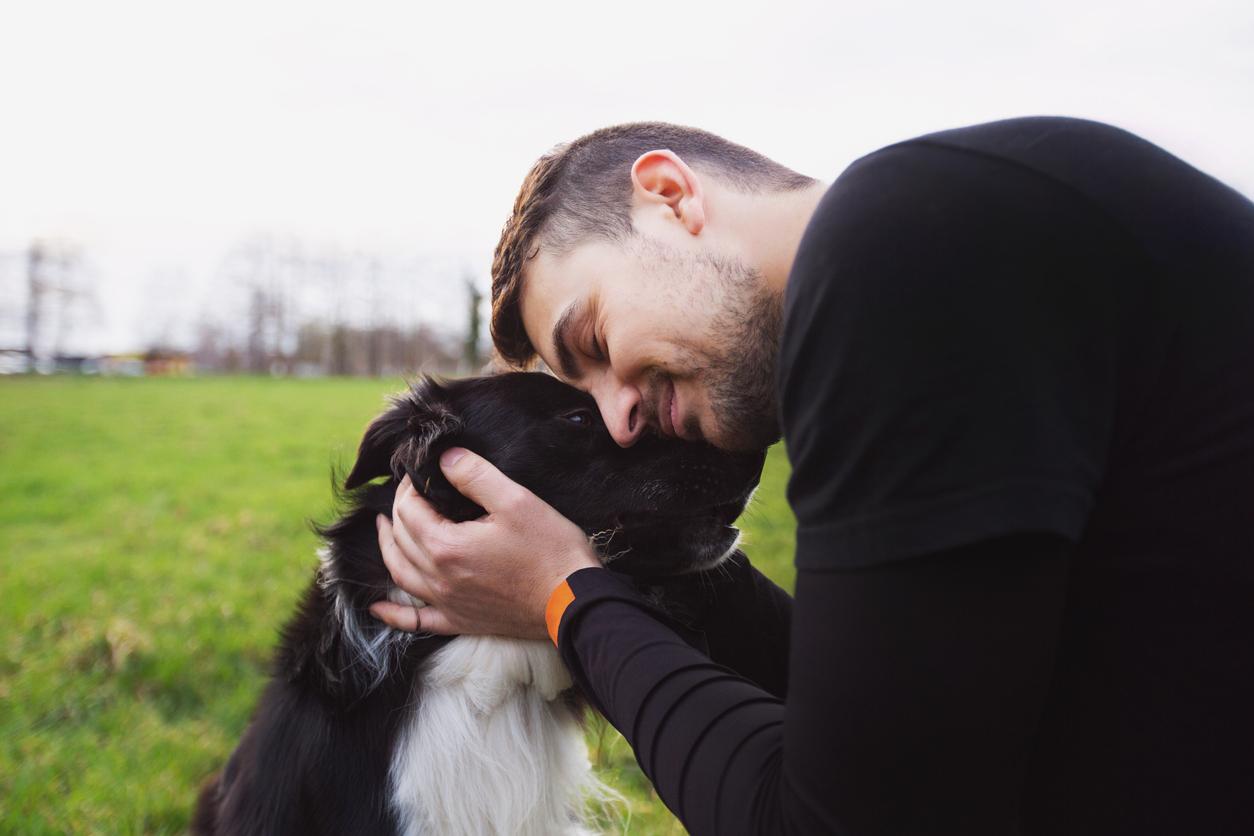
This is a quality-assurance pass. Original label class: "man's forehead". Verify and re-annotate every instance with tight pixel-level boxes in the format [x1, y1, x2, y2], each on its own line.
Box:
[519, 250, 566, 354]
[520, 244, 605, 360]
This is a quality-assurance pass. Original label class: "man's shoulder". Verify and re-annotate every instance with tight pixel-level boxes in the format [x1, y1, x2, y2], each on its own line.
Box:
[823, 116, 1252, 263]
[804, 116, 1113, 233]
[777, 115, 1145, 472]
[788, 114, 1212, 301]
[905, 115, 1142, 161]
[785, 117, 1121, 316]
[777, 118, 1150, 567]
[851, 115, 1154, 188]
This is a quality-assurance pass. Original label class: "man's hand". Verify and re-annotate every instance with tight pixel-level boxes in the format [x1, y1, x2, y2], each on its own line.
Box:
[370, 447, 601, 640]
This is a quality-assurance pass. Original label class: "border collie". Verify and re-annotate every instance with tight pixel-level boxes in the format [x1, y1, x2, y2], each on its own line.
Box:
[193, 372, 765, 835]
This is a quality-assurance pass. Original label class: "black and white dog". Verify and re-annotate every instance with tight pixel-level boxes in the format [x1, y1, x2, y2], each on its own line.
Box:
[194, 372, 765, 835]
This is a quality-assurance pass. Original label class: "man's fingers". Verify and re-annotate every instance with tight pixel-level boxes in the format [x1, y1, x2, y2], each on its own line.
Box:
[439, 447, 527, 514]
[385, 508, 423, 563]
[395, 472, 415, 498]
[368, 601, 458, 636]
[368, 600, 421, 631]
[394, 472, 457, 537]
[413, 607, 458, 636]
[377, 514, 432, 599]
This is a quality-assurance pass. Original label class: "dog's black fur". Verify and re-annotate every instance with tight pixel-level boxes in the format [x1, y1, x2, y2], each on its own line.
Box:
[193, 372, 765, 835]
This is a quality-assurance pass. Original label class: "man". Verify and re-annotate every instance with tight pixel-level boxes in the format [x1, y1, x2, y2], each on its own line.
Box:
[371, 118, 1254, 834]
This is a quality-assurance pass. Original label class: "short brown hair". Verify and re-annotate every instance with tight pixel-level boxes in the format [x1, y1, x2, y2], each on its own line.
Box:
[490, 122, 814, 367]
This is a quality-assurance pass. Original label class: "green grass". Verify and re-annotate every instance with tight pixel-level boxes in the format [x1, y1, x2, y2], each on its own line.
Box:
[0, 376, 796, 835]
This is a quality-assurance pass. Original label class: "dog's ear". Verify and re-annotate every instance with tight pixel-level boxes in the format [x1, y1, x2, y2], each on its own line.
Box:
[344, 401, 409, 490]
[344, 378, 462, 490]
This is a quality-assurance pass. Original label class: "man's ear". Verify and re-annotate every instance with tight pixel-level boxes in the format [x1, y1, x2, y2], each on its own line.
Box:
[630, 149, 706, 235]
[344, 378, 462, 490]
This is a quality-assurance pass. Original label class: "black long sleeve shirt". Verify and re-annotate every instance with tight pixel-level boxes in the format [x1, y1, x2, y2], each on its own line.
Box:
[550, 117, 1254, 835]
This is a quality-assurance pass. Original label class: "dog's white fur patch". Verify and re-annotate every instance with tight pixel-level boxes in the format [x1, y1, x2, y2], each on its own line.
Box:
[318, 547, 603, 835]
[389, 635, 600, 836]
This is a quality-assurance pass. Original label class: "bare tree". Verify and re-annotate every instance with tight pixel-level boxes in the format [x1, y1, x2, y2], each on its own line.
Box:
[462, 275, 483, 373]
[25, 243, 44, 363]
[364, 255, 385, 377]
[23, 240, 96, 368]
[226, 236, 302, 374]
[190, 235, 466, 377]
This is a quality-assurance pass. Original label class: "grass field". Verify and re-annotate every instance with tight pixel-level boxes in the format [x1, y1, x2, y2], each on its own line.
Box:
[0, 376, 797, 834]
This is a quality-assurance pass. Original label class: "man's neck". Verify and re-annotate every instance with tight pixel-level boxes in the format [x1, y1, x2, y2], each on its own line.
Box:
[765, 180, 829, 295]
[718, 180, 829, 298]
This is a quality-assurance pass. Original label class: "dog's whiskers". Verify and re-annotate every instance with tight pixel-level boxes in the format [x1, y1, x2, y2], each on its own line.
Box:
[588, 527, 622, 546]
[601, 545, 634, 565]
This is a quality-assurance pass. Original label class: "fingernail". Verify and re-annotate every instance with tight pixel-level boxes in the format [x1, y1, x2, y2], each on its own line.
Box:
[440, 447, 467, 468]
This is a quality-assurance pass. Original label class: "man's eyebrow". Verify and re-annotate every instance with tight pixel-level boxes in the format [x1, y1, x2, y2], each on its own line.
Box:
[551, 300, 583, 379]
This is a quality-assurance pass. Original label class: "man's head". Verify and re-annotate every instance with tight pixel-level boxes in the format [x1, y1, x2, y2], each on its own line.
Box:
[490, 122, 818, 451]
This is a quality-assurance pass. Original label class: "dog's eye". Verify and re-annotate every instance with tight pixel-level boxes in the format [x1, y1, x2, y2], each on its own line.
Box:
[561, 409, 594, 427]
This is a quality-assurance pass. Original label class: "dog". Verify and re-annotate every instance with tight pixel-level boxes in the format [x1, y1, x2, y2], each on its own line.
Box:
[193, 372, 765, 835]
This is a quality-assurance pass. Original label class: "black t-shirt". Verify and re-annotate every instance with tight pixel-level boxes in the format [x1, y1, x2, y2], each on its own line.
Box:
[782, 116, 1254, 828]
[554, 117, 1254, 835]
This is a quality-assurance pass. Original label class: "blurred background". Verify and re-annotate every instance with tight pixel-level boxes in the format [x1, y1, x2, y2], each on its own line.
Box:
[2, 0, 1251, 374]
[2, 0, 1251, 832]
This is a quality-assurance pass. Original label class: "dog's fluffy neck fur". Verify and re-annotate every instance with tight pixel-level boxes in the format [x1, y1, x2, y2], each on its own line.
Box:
[390, 636, 597, 836]
[311, 482, 602, 835]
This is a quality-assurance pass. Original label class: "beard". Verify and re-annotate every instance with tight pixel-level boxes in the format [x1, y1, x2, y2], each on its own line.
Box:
[692, 258, 783, 451]
[634, 238, 784, 451]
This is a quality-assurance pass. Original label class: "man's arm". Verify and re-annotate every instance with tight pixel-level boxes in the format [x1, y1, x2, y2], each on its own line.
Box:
[553, 533, 1070, 834]
[375, 459, 1069, 833]
[694, 552, 792, 700]
[632, 550, 793, 700]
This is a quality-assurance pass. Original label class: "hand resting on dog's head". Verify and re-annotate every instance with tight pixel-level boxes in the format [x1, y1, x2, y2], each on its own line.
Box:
[360, 373, 766, 639]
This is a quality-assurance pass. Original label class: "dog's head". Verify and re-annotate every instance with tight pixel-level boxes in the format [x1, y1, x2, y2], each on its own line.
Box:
[345, 372, 766, 576]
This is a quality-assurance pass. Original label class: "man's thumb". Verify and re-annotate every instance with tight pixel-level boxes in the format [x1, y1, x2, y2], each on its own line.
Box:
[439, 447, 513, 511]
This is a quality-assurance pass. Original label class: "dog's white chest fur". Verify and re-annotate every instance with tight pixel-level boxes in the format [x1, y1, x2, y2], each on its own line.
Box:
[389, 635, 597, 836]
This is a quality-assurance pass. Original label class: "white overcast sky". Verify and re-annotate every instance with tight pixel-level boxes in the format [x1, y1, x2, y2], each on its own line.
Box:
[2, 0, 1251, 353]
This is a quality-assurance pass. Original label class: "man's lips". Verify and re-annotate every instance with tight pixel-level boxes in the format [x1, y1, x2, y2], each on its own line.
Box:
[655, 379, 698, 441]
[671, 383, 684, 439]
[658, 379, 675, 438]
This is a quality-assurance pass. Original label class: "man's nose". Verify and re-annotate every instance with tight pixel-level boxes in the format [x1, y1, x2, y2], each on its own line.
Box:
[594, 379, 645, 447]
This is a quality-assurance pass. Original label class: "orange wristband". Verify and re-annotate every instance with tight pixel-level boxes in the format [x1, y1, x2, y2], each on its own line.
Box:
[544, 578, 576, 646]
